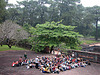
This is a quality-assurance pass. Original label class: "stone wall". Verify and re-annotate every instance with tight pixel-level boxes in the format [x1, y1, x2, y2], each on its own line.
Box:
[67, 50, 100, 63]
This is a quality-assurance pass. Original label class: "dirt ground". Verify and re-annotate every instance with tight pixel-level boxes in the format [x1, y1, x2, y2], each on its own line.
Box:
[0, 50, 100, 75]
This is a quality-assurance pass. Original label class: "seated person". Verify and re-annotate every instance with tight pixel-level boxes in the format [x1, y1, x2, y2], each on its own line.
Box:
[58, 66, 64, 71]
[67, 60, 71, 64]
[55, 66, 60, 74]
[70, 63, 75, 69]
[74, 63, 79, 67]
[21, 60, 28, 65]
[52, 65, 56, 72]
[86, 60, 91, 65]
[26, 63, 35, 69]
[29, 63, 35, 68]
[39, 65, 44, 71]
[19, 56, 23, 66]
[80, 62, 86, 67]
[66, 65, 71, 70]
[72, 58, 75, 62]
[27, 59, 31, 64]
[12, 61, 19, 67]
[77, 57, 81, 62]
[26, 64, 30, 69]
[77, 61, 81, 66]
[60, 64, 66, 71]
[75, 58, 78, 63]
[42, 67, 50, 73]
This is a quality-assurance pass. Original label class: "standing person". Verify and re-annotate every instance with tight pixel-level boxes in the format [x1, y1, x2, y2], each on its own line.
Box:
[72, 52, 75, 57]
[35, 56, 39, 69]
[24, 52, 27, 59]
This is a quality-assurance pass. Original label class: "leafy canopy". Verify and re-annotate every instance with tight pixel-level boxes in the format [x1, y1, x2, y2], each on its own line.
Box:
[0, 0, 6, 23]
[29, 20, 82, 52]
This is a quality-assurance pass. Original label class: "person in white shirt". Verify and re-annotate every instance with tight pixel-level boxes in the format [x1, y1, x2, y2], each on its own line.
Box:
[35, 56, 39, 69]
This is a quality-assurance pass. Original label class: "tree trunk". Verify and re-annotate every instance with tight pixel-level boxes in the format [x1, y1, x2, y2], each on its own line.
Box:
[95, 19, 98, 41]
[8, 44, 12, 48]
[50, 46, 54, 53]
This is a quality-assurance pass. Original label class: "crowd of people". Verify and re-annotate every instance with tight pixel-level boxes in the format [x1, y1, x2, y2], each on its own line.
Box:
[12, 52, 91, 74]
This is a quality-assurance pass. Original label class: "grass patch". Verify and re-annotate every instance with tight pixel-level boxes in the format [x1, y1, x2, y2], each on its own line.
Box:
[0, 45, 27, 51]
[81, 39, 100, 44]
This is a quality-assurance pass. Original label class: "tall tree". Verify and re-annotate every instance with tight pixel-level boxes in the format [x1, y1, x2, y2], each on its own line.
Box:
[29, 20, 82, 52]
[6, 0, 98, 38]
[58, 0, 81, 25]
[86, 6, 100, 40]
[47, 0, 59, 22]
[0, 0, 7, 23]
[75, 5, 95, 36]
[0, 20, 29, 48]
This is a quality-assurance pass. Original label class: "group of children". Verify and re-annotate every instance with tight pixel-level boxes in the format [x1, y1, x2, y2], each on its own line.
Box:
[12, 53, 91, 74]
[12, 52, 27, 67]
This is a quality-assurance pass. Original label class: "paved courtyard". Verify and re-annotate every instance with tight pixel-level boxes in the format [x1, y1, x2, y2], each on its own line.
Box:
[0, 50, 100, 75]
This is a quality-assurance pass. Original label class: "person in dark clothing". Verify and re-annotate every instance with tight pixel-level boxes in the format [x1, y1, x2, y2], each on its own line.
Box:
[24, 52, 27, 59]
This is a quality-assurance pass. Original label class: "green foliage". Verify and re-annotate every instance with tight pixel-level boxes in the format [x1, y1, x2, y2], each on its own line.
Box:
[29, 21, 83, 52]
[5, 0, 100, 40]
[17, 39, 32, 49]
[92, 27, 100, 38]
[23, 23, 32, 33]
[81, 38, 100, 44]
[0, 0, 6, 23]
[85, 6, 100, 40]
[18, 39, 29, 45]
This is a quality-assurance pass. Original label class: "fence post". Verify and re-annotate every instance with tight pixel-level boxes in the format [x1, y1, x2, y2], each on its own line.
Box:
[95, 55, 97, 62]
[75, 52, 78, 58]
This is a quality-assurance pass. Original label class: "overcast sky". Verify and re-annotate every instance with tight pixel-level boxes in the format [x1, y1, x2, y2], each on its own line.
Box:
[8, 0, 100, 7]
[81, 0, 100, 7]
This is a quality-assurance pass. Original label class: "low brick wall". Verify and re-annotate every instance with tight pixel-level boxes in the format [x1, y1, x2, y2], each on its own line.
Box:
[67, 50, 100, 63]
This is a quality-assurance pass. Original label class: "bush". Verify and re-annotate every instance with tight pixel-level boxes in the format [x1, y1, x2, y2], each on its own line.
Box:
[17, 39, 32, 49]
